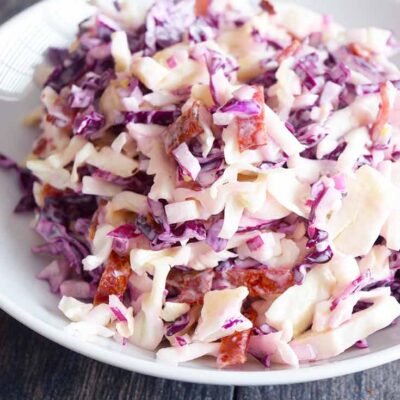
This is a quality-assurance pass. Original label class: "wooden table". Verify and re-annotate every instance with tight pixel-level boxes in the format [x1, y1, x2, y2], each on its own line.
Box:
[1, 1, 400, 399]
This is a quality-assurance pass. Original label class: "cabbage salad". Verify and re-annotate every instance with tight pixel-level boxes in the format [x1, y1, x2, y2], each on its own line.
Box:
[3, 0, 400, 368]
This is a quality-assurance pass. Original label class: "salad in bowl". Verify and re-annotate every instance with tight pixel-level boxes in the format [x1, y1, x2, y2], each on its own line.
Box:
[2, 0, 400, 370]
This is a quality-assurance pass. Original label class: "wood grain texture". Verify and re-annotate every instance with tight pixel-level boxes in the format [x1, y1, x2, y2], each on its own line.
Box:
[3, 306, 400, 400]
[0, 311, 234, 400]
[235, 367, 400, 400]
[1, 1, 400, 400]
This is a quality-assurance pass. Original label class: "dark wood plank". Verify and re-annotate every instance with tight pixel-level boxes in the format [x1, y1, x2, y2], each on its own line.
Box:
[0, 311, 234, 400]
[235, 362, 400, 400]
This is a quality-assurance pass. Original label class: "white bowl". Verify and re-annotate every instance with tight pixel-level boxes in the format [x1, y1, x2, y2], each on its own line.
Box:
[1, 0, 400, 386]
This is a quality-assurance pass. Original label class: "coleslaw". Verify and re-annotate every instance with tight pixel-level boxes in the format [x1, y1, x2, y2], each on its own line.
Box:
[2, 0, 400, 369]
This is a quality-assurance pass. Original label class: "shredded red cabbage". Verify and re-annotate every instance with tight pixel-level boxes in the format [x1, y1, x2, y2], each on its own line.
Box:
[0, 154, 37, 212]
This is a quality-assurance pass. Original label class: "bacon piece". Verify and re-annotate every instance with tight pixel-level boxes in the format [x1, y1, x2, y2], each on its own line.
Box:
[371, 82, 391, 141]
[348, 43, 371, 59]
[195, 0, 209, 16]
[236, 86, 267, 152]
[94, 252, 132, 304]
[42, 184, 64, 198]
[217, 328, 251, 368]
[166, 268, 214, 304]
[260, 0, 276, 14]
[217, 309, 257, 368]
[164, 101, 204, 154]
[88, 202, 107, 241]
[277, 39, 301, 63]
[32, 137, 50, 156]
[226, 268, 293, 298]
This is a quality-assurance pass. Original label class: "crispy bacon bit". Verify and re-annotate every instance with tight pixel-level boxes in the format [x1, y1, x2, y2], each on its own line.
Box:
[348, 43, 371, 59]
[42, 184, 64, 198]
[195, 0, 209, 16]
[226, 268, 293, 298]
[371, 82, 391, 141]
[236, 86, 267, 152]
[94, 252, 132, 305]
[89, 201, 107, 241]
[217, 309, 257, 368]
[32, 137, 50, 156]
[217, 328, 251, 368]
[164, 101, 204, 154]
[46, 98, 76, 129]
[166, 268, 214, 304]
[260, 0, 276, 14]
[277, 39, 301, 63]
[88, 209, 100, 241]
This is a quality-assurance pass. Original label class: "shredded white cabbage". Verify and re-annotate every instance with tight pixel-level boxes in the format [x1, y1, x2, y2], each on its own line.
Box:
[193, 287, 252, 342]
[83, 224, 114, 271]
[291, 295, 400, 361]
[328, 166, 395, 257]
[266, 264, 336, 338]
[59, 296, 93, 322]
[161, 302, 190, 322]
[157, 343, 220, 365]
[111, 31, 131, 72]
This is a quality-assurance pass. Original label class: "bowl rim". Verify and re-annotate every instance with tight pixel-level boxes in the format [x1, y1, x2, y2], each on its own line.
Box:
[2, 0, 400, 386]
[3, 291, 400, 386]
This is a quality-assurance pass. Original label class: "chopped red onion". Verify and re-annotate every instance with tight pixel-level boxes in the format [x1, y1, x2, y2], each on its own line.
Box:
[110, 306, 128, 322]
[355, 339, 368, 349]
[222, 317, 244, 329]
[246, 235, 265, 251]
